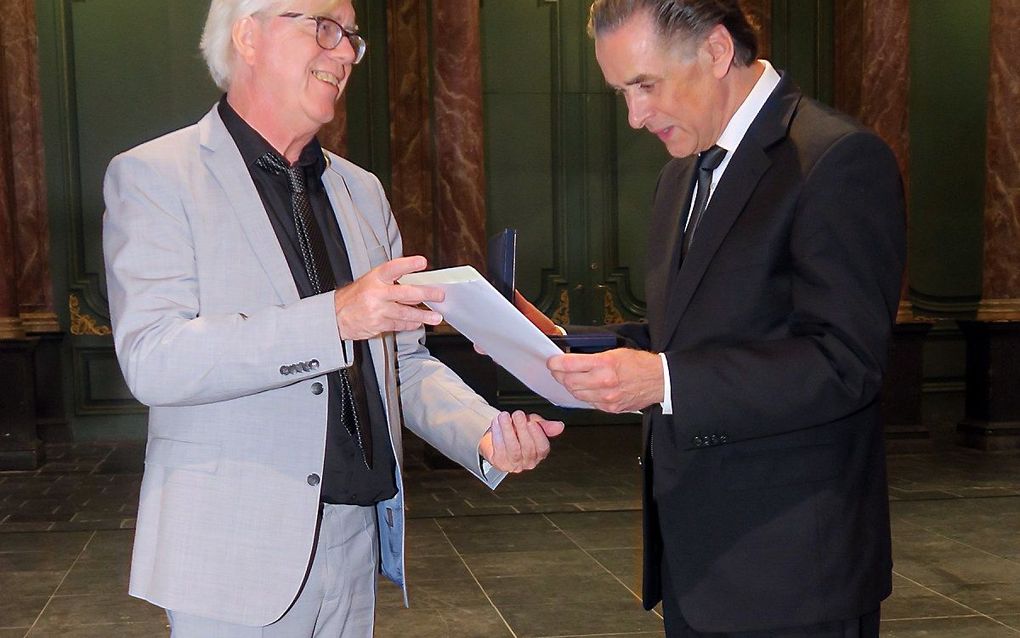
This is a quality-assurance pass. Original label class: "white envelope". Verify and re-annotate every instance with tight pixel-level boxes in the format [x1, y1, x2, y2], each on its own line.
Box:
[399, 266, 591, 409]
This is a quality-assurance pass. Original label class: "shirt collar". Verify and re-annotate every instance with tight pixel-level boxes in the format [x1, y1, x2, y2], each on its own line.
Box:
[217, 95, 326, 178]
[715, 60, 782, 154]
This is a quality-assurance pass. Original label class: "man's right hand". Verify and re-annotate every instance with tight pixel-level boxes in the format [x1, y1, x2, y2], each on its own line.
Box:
[334, 256, 445, 340]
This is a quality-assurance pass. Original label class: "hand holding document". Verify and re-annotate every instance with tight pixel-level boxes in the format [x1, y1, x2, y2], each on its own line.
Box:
[399, 266, 592, 409]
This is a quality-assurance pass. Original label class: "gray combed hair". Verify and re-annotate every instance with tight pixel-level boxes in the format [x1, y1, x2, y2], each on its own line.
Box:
[587, 0, 758, 66]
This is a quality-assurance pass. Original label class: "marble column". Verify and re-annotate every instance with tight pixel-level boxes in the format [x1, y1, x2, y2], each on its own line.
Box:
[386, 0, 434, 262]
[741, 0, 772, 59]
[833, 0, 926, 448]
[958, 0, 1020, 450]
[0, 31, 42, 468]
[430, 0, 486, 270]
[0, 59, 23, 340]
[3, 0, 58, 334]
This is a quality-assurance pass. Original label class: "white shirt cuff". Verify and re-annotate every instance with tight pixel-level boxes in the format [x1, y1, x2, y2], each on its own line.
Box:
[659, 352, 673, 415]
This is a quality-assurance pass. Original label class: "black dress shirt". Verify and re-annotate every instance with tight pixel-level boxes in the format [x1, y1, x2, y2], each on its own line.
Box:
[218, 97, 397, 506]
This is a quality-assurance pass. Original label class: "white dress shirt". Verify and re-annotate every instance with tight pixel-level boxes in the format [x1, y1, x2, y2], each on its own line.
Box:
[659, 60, 781, 415]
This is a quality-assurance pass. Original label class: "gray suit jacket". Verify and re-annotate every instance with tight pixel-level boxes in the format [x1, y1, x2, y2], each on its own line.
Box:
[103, 105, 505, 626]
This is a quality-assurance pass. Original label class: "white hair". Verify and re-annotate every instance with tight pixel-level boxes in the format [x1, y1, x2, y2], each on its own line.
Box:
[201, 0, 348, 90]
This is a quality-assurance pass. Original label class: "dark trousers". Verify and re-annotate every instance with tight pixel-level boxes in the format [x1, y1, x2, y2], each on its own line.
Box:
[660, 565, 880, 638]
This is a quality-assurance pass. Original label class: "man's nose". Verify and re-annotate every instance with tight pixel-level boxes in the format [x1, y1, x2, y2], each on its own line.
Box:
[329, 35, 357, 64]
[626, 95, 649, 129]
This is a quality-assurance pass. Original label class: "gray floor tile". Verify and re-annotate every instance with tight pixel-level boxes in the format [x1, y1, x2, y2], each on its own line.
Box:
[25, 622, 169, 637]
[499, 600, 663, 638]
[444, 528, 578, 555]
[403, 552, 473, 582]
[0, 596, 47, 629]
[892, 530, 1020, 586]
[462, 548, 608, 579]
[381, 578, 491, 611]
[30, 593, 165, 631]
[925, 582, 1020, 617]
[882, 575, 974, 620]
[478, 572, 639, 608]
[589, 548, 643, 592]
[879, 615, 1020, 637]
[374, 605, 512, 638]
[56, 560, 132, 595]
[0, 571, 65, 599]
[435, 513, 556, 534]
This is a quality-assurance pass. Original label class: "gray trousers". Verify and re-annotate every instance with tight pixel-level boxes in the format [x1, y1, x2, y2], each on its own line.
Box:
[167, 503, 379, 637]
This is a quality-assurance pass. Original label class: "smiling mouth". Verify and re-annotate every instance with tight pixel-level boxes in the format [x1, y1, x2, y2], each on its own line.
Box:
[312, 70, 342, 88]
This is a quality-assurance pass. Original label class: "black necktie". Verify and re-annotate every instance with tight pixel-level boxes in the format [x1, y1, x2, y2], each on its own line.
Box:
[681, 145, 727, 261]
[257, 151, 374, 468]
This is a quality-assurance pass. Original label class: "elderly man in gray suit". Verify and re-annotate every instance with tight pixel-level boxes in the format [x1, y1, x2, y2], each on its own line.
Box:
[102, 0, 565, 635]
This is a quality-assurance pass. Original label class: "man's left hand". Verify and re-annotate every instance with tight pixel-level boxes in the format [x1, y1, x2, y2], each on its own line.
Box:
[548, 348, 663, 413]
[480, 410, 565, 473]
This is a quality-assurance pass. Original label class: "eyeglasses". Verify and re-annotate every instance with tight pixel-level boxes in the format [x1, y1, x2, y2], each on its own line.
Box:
[279, 12, 366, 64]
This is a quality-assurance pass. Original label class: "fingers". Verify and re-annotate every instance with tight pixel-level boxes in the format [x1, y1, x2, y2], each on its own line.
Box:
[532, 415, 565, 438]
[374, 255, 429, 283]
[547, 353, 602, 373]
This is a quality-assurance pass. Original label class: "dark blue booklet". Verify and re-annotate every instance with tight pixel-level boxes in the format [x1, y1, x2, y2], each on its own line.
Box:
[486, 228, 616, 353]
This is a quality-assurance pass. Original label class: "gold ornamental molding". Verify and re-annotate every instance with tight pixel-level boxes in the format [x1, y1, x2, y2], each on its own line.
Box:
[603, 288, 624, 324]
[976, 299, 1020, 322]
[550, 289, 570, 326]
[20, 311, 61, 334]
[0, 316, 27, 340]
[69, 294, 111, 336]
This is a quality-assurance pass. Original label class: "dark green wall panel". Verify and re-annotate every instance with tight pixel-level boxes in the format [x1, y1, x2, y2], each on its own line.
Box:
[908, 0, 989, 315]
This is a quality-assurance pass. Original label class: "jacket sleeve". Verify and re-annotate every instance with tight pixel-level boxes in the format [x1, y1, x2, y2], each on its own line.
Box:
[666, 131, 906, 442]
[103, 152, 348, 408]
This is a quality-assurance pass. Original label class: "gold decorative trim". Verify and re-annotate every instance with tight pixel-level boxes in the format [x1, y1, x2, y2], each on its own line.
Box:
[976, 298, 1020, 322]
[550, 289, 570, 326]
[894, 300, 933, 325]
[0, 316, 27, 340]
[603, 288, 624, 324]
[69, 294, 111, 336]
[20, 311, 61, 334]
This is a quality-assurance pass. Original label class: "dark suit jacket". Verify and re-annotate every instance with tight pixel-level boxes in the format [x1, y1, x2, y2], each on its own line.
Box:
[610, 74, 905, 633]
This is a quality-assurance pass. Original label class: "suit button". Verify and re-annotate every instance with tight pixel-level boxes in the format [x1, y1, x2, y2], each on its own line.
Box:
[311, 382, 323, 395]
[279, 365, 290, 376]
[307, 474, 320, 486]
[720, 434, 728, 443]
[693, 435, 703, 446]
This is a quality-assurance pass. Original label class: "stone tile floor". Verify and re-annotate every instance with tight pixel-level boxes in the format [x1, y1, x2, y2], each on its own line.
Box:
[2, 420, 1019, 637]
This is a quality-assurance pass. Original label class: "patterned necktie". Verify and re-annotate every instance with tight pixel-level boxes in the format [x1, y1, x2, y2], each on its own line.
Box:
[257, 151, 373, 468]
[681, 145, 728, 262]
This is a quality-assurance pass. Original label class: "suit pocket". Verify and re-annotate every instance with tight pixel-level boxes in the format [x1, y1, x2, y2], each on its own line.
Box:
[724, 442, 845, 491]
[145, 437, 221, 475]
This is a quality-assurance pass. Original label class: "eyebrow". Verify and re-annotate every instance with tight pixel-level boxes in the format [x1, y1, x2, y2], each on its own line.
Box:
[625, 74, 658, 85]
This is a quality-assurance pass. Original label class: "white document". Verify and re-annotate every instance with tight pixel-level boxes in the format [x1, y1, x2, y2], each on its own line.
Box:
[399, 266, 591, 409]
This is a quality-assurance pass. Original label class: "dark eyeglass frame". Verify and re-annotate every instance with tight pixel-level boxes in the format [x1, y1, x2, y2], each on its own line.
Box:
[278, 11, 366, 64]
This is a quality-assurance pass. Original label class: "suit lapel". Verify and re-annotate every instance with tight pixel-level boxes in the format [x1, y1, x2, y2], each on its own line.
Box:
[322, 161, 379, 280]
[322, 159, 394, 422]
[646, 160, 696, 337]
[652, 76, 802, 351]
[198, 107, 299, 304]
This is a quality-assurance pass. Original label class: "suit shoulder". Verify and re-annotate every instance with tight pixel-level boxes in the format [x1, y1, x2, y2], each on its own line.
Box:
[107, 122, 202, 177]
[789, 98, 894, 165]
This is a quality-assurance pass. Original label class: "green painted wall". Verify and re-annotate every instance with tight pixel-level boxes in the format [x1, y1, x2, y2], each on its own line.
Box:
[908, 0, 989, 315]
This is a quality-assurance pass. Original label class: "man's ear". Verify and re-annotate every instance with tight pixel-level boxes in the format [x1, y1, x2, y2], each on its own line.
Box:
[703, 23, 736, 78]
[232, 15, 259, 66]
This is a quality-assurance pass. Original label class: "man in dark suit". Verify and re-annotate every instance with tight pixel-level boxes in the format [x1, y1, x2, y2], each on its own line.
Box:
[540, 1, 906, 635]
